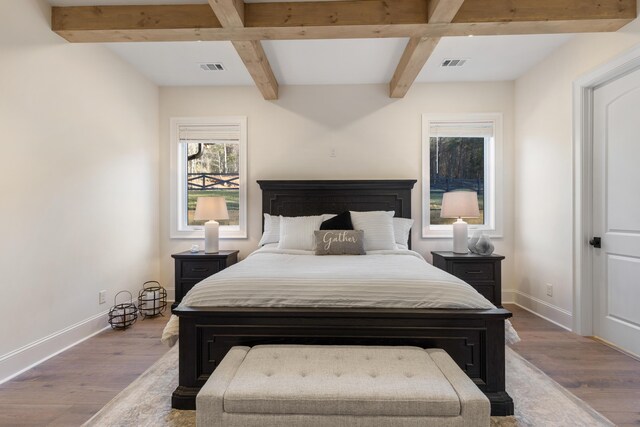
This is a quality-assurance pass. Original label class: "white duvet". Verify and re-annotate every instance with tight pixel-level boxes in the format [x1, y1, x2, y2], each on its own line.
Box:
[162, 247, 519, 345]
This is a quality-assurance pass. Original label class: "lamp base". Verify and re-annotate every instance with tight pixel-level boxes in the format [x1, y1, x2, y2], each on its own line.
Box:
[204, 220, 220, 254]
[452, 218, 469, 254]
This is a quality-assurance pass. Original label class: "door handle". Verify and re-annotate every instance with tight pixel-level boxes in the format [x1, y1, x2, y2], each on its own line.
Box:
[589, 237, 601, 248]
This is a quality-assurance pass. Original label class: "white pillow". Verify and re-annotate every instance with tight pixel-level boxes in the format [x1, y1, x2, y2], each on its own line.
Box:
[278, 215, 324, 250]
[350, 211, 397, 251]
[393, 217, 414, 248]
[258, 213, 280, 246]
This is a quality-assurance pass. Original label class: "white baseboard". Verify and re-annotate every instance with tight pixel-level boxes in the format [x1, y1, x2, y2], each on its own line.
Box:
[502, 289, 516, 304]
[510, 290, 573, 331]
[0, 310, 110, 385]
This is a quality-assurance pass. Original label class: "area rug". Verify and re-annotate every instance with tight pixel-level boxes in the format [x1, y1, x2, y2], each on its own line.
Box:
[84, 346, 614, 427]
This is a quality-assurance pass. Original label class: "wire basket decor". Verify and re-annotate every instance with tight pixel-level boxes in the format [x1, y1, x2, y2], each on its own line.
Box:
[138, 281, 167, 319]
[108, 291, 138, 330]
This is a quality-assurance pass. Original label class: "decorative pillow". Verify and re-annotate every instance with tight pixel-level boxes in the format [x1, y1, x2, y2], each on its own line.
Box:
[259, 213, 281, 246]
[349, 210, 397, 251]
[314, 230, 365, 255]
[321, 213, 337, 221]
[393, 217, 414, 248]
[320, 211, 353, 230]
[278, 215, 324, 250]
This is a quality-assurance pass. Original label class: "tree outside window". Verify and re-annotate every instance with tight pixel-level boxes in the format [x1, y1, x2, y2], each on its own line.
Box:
[429, 137, 485, 225]
[186, 141, 240, 226]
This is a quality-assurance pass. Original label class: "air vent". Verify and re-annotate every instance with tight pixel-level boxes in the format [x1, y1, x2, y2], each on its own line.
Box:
[441, 59, 467, 67]
[199, 63, 225, 71]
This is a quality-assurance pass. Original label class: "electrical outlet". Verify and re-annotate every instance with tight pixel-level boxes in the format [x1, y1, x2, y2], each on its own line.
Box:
[330, 148, 336, 158]
[546, 283, 553, 297]
[99, 290, 107, 304]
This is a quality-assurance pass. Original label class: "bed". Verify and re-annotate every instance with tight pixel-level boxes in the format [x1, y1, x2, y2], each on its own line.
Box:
[169, 180, 514, 415]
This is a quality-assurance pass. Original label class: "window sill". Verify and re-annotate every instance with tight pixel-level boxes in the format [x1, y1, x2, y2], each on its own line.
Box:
[422, 234, 503, 240]
[170, 229, 247, 240]
[422, 227, 502, 239]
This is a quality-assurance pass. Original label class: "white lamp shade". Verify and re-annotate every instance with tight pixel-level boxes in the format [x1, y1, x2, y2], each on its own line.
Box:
[440, 191, 480, 219]
[194, 197, 229, 221]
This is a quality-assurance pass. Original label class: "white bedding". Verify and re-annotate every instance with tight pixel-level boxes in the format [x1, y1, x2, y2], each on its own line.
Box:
[162, 247, 519, 345]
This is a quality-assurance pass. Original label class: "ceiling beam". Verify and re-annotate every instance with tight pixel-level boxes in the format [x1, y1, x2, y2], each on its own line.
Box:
[389, 0, 467, 98]
[232, 40, 279, 100]
[244, 0, 427, 27]
[51, 0, 636, 43]
[208, 0, 278, 100]
[429, 0, 466, 23]
[209, 0, 245, 27]
[389, 37, 441, 98]
[456, 0, 636, 23]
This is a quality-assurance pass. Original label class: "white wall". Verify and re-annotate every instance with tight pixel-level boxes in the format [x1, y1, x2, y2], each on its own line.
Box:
[514, 18, 640, 328]
[160, 82, 515, 299]
[0, 0, 160, 381]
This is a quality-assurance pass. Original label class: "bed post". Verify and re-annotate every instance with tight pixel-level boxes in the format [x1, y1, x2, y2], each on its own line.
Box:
[484, 317, 514, 416]
[172, 315, 199, 410]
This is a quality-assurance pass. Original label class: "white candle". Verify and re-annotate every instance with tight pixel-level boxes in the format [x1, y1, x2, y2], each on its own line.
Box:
[113, 308, 124, 326]
[142, 290, 160, 315]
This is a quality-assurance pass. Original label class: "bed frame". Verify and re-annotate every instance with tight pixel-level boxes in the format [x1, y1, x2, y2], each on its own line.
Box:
[171, 180, 514, 416]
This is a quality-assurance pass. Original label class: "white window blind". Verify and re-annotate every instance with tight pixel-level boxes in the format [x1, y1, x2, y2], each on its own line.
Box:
[178, 124, 240, 142]
[429, 121, 494, 138]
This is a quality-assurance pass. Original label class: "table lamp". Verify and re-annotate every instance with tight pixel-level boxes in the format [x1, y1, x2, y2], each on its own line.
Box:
[194, 196, 229, 253]
[440, 191, 480, 254]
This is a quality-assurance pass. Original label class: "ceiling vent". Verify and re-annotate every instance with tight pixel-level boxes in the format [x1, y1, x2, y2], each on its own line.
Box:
[199, 63, 225, 71]
[441, 59, 467, 67]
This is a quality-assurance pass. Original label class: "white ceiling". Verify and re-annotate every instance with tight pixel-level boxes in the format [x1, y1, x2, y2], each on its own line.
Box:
[416, 34, 573, 83]
[49, 0, 573, 86]
[106, 41, 255, 86]
[105, 34, 572, 87]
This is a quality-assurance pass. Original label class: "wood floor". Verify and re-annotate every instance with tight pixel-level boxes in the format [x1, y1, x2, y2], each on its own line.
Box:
[0, 316, 170, 426]
[1, 305, 639, 426]
[508, 304, 640, 427]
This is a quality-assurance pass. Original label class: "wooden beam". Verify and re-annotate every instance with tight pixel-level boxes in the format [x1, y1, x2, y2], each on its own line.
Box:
[51, 5, 221, 33]
[389, 0, 467, 98]
[429, 0, 465, 23]
[455, 0, 637, 23]
[50, 0, 427, 42]
[389, 37, 440, 98]
[232, 40, 279, 100]
[208, 0, 244, 27]
[51, 0, 636, 43]
[51, 20, 636, 43]
[244, 0, 428, 27]
[208, 0, 278, 100]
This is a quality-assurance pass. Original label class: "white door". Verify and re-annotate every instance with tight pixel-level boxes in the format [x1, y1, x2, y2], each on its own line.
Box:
[592, 67, 640, 357]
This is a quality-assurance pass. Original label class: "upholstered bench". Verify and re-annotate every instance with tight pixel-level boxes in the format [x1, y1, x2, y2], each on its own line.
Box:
[196, 345, 490, 427]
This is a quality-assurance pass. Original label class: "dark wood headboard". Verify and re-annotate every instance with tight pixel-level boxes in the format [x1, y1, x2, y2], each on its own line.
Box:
[257, 180, 417, 245]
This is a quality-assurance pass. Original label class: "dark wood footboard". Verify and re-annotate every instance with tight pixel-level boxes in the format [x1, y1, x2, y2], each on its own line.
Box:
[171, 306, 514, 416]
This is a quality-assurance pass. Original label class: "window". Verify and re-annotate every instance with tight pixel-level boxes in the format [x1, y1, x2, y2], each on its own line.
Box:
[170, 117, 247, 239]
[422, 114, 502, 238]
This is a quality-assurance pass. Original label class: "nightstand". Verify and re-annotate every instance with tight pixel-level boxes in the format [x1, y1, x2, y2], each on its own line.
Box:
[431, 251, 505, 307]
[171, 250, 239, 306]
